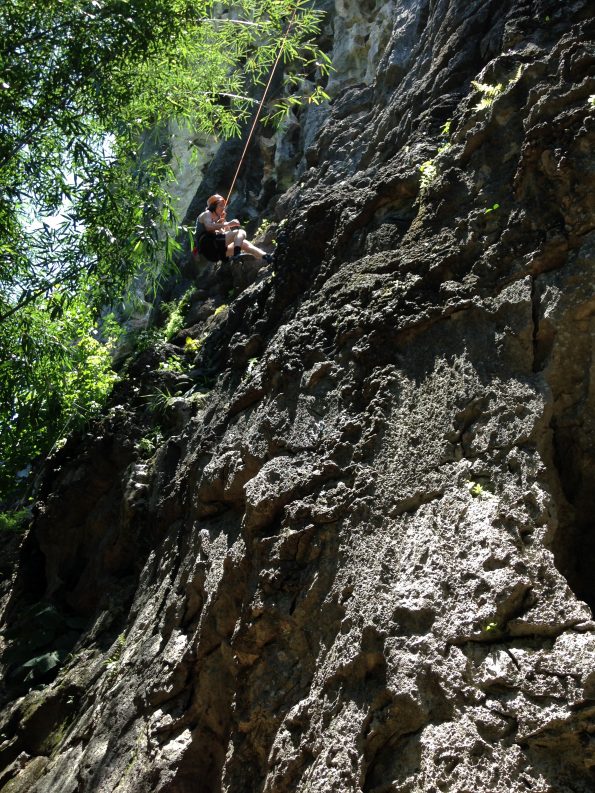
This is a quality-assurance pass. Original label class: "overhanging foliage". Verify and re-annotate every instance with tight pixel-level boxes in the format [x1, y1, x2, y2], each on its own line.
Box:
[0, 0, 330, 500]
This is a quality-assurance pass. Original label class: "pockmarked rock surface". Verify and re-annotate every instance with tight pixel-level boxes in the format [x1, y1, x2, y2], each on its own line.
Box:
[2, 1, 595, 792]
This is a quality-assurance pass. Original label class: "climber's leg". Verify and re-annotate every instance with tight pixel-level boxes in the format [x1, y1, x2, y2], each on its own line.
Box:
[225, 227, 273, 261]
[225, 228, 244, 258]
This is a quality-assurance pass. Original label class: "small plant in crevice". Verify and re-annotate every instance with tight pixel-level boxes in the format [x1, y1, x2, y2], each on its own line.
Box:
[136, 429, 163, 459]
[484, 203, 500, 214]
[163, 302, 185, 341]
[509, 64, 523, 86]
[104, 633, 126, 681]
[471, 66, 523, 111]
[184, 336, 203, 355]
[157, 355, 185, 373]
[213, 303, 228, 317]
[132, 327, 162, 353]
[162, 287, 195, 341]
[254, 217, 272, 239]
[0, 508, 30, 534]
[437, 121, 452, 156]
[136, 437, 155, 458]
[470, 481, 483, 497]
[465, 479, 492, 499]
[482, 621, 501, 636]
[243, 357, 259, 380]
[418, 119, 452, 195]
[419, 159, 438, 192]
[188, 389, 211, 409]
[471, 80, 504, 110]
[143, 387, 176, 417]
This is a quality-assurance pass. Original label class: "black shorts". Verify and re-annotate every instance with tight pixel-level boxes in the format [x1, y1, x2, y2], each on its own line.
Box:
[198, 232, 227, 262]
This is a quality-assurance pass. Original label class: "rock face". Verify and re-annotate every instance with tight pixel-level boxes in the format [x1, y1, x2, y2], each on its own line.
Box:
[2, 1, 595, 792]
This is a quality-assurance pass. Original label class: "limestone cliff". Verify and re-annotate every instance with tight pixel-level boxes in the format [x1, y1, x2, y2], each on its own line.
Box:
[1, 1, 595, 792]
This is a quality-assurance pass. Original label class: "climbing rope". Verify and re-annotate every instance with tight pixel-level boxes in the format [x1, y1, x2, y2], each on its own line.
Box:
[225, 4, 300, 206]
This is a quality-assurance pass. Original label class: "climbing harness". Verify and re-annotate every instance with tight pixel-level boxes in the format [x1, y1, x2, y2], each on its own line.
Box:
[225, 4, 300, 205]
[194, 227, 228, 262]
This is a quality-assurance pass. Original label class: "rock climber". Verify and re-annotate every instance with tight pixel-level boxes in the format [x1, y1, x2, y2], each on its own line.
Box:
[195, 194, 273, 263]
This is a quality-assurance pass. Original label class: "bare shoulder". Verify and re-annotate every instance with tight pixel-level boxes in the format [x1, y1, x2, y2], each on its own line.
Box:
[198, 209, 215, 232]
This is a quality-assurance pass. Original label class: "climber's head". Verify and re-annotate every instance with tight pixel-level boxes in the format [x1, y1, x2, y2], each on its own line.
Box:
[207, 194, 226, 212]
